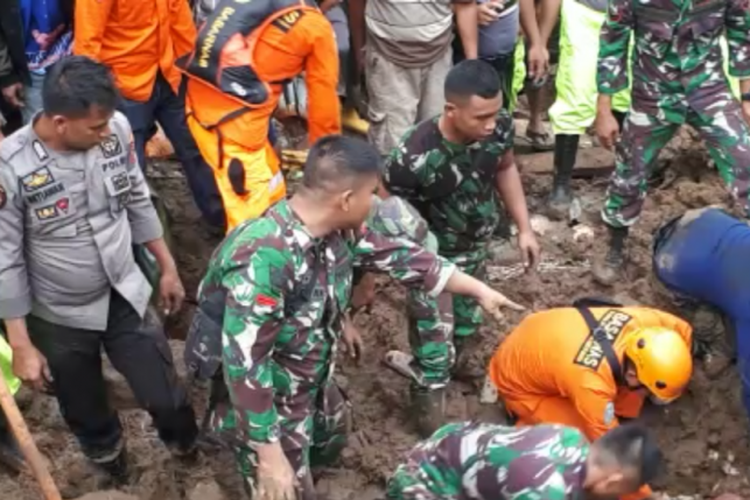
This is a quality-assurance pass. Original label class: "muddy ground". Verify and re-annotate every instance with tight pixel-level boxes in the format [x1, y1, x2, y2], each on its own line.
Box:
[1, 118, 749, 500]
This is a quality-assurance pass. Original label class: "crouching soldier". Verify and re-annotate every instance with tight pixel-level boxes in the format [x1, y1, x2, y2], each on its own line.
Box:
[185, 135, 524, 500]
[487, 303, 693, 500]
[0, 57, 199, 481]
[652, 207, 750, 417]
[387, 421, 664, 500]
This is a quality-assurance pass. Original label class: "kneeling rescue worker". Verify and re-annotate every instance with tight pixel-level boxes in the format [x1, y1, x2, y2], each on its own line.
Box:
[652, 207, 750, 422]
[487, 301, 693, 500]
[179, 0, 341, 232]
[387, 421, 664, 500]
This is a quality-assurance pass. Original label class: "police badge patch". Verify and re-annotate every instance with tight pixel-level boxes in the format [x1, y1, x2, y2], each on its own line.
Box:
[21, 167, 55, 192]
[100, 135, 123, 158]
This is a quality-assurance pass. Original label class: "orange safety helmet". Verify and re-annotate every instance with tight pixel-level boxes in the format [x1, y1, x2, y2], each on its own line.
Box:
[624, 327, 693, 403]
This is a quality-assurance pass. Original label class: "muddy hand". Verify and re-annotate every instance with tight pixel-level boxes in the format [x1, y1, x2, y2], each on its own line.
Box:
[478, 286, 525, 323]
[342, 314, 364, 362]
[256, 451, 299, 500]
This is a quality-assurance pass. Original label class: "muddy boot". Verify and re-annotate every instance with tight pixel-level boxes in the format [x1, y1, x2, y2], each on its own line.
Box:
[546, 134, 580, 222]
[410, 386, 446, 439]
[592, 226, 628, 286]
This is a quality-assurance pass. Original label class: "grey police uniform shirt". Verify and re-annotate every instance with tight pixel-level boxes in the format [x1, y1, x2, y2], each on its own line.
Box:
[0, 111, 163, 331]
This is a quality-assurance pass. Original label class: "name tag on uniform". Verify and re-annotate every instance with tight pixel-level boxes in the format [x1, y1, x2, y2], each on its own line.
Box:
[104, 172, 132, 197]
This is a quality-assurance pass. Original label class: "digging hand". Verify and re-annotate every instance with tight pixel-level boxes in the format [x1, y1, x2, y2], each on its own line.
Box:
[256, 446, 298, 500]
[342, 314, 364, 362]
[517, 230, 541, 270]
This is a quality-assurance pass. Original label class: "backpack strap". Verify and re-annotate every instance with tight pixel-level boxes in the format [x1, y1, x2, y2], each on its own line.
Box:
[575, 305, 626, 387]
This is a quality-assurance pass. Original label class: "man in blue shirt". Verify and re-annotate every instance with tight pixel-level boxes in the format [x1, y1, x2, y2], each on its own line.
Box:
[0, 0, 73, 124]
[652, 207, 746, 412]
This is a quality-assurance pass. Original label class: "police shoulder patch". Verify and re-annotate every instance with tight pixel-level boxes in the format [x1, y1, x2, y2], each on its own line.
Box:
[603, 402, 615, 426]
[100, 134, 123, 158]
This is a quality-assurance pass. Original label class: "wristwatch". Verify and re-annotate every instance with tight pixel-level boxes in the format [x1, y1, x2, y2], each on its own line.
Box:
[742, 92, 750, 102]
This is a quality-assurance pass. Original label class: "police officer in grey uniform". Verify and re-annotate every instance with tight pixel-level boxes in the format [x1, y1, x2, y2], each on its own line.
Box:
[0, 56, 198, 480]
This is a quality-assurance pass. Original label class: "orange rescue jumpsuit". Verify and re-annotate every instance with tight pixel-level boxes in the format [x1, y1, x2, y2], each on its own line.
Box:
[488, 306, 693, 500]
[74, 0, 196, 102]
[182, 0, 341, 231]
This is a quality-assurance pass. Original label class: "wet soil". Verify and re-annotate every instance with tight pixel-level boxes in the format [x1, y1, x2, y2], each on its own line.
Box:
[0, 126, 748, 500]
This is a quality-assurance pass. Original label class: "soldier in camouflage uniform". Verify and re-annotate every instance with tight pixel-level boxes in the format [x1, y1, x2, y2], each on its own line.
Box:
[188, 135, 524, 500]
[382, 59, 539, 437]
[387, 421, 664, 500]
[592, 0, 750, 284]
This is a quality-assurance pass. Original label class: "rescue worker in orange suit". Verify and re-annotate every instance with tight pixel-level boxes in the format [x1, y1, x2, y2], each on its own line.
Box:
[74, 0, 226, 229]
[487, 302, 694, 500]
[180, 0, 341, 231]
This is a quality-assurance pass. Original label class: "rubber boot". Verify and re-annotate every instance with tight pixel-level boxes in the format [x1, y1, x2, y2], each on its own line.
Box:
[410, 386, 446, 439]
[547, 134, 580, 221]
[592, 226, 628, 286]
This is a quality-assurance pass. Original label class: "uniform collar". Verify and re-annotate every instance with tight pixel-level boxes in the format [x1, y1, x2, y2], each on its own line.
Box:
[275, 199, 324, 254]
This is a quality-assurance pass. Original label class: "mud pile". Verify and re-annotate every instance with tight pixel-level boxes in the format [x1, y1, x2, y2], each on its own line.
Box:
[0, 137, 747, 499]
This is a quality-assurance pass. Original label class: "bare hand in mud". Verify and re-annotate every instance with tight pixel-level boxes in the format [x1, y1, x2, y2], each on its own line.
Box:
[595, 110, 620, 150]
[477, 286, 525, 322]
[517, 230, 541, 270]
[13, 343, 53, 393]
[342, 315, 363, 362]
[256, 451, 299, 500]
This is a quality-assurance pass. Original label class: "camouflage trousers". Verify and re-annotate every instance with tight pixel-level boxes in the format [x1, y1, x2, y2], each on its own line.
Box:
[217, 380, 349, 500]
[406, 250, 486, 389]
[602, 88, 750, 227]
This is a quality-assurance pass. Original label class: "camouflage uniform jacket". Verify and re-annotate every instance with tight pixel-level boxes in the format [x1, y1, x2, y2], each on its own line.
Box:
[387, 421, 589, 500]
[197, 199, 456, 447]
[383, 110, 515, 256]
[597, 0, 750, 123]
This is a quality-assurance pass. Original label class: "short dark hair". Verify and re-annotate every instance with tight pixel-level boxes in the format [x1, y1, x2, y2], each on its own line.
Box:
[594, 423, 664, 487]
[43, 56, 119, 118]
[302, 135, 382, 191]
[444, 60, 501, 102]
